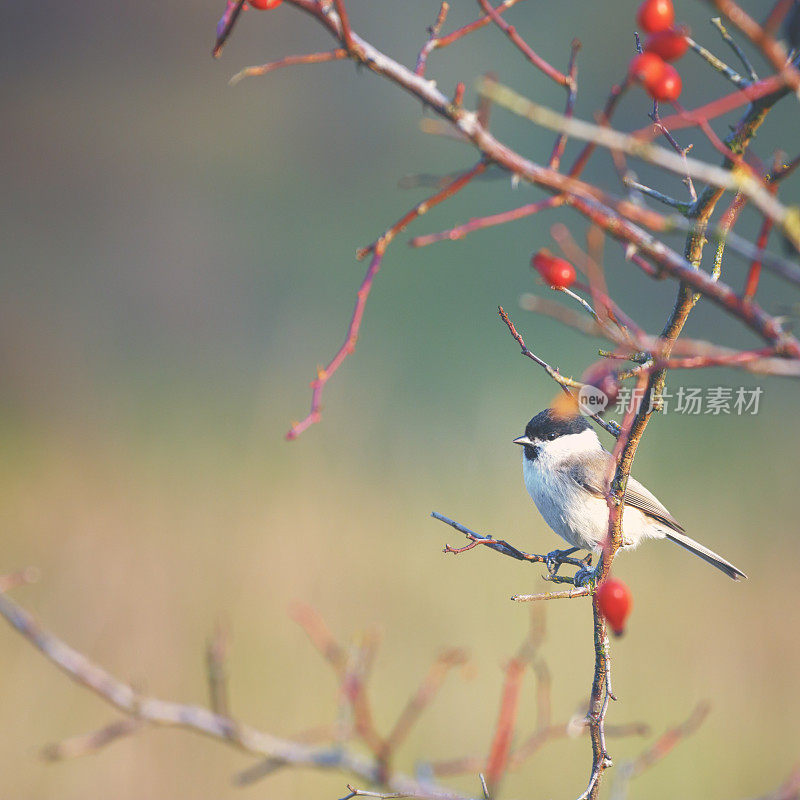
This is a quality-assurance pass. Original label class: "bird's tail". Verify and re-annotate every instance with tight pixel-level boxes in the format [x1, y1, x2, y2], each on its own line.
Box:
[664, 531, 747, 581]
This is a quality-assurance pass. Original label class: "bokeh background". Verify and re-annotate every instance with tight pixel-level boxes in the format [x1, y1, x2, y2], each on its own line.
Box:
[2, 1, 799, 798]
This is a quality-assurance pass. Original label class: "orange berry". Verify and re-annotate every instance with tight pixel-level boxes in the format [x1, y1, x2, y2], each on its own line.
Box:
[249, 0, 282, 8]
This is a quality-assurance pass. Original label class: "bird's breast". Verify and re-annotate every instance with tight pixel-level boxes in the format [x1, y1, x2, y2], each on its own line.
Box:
[522, 456, 609, 550]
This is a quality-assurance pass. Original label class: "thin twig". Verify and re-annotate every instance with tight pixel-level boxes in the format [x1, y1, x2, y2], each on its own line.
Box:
[499, 306, 622, 437]
[432, 0, 529, 51]
[512, 588, 591, 602]
[230, 49, 348, 85]
[206, 620, 231, 716]
[431, 511, 586, 569]
[712, 16, 759, 81]
[385, 649, 469, 753]
[686, 35, 746, 86]
[333, 0, 356, 52]
[549, 39, 581, 169]
[476, 0, 569, 86]
[410, 196, 564, 247]
[624, 179, 690, 213]
[415, 2, 450, 76]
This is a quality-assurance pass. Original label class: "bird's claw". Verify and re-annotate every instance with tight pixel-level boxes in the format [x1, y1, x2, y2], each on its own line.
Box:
[545, 549, 567, 574]
[544, 547, 581, 575]
[573, 564, 600, 587]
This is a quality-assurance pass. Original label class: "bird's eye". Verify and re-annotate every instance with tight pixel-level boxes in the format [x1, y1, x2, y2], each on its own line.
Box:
[547, 432, 557, 440]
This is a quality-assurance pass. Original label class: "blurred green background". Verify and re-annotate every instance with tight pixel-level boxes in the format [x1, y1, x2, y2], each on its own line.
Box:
[1, 1, 799, 798]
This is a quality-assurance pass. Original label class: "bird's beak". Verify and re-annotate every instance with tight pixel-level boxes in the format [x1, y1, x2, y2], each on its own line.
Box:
[513, 435, 534, 447]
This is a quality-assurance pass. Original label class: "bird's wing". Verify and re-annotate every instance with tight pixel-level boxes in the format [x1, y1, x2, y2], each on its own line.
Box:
[623, 475, 685, 533]
[568, 451, 685, 534]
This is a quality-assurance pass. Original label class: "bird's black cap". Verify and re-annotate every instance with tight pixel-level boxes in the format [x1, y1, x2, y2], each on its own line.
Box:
[523, 407, 590, 441]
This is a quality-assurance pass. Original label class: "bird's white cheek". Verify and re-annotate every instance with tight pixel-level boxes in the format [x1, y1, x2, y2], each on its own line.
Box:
[522, 454, 539, 498]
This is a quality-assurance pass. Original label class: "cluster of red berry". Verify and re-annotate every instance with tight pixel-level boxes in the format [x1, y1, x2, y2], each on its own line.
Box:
[629, 0, 689, 102]
[249, 0, 282, 9]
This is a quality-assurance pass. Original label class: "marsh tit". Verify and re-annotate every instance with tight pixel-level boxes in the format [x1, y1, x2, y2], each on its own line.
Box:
[514, 408, 746, 581]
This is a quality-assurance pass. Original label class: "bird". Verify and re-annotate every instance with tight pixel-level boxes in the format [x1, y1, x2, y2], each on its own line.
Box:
[513, 408, 746, 581]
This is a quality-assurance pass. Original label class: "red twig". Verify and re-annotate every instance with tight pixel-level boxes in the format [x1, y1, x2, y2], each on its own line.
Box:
[385, 648, 468, 753]
[745, 183, 779, 301]
[648, 102, 697, 202]
[634, 74, 784, 137]
[286, 246, 384, 440]
[549, 40, 581, 170]
[333, 0, 356, 52]
[289, 602, 347, 669]
[549, 223, 645, 338]
[484, 657, 526, 793]
[623, 702, 711, 779]
[230, 49, 348, 85]
[342, 633, 385, 758]
[569, 78, 631, 178]
[444, 537, 509, 555]
[432, 0, 529, 50]
[410, 196, 564, 247]
[477, 0, 569, 86]
[415, 2, 450, 77]
[287, 161, 486, 439]
[289, 604, 385, 757]
[764, 0, 797, 36]
[357, 162, 488, 260]
[671, 101, 761, 179]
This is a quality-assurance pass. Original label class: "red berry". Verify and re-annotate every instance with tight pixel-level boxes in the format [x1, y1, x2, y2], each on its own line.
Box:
[628, 51, 667, 85]
[645, 62, 682, 102]
[644, 26, 690, 61]
[249, 0, 282, 8]
[531, 250, 576, 289]
[636, 0, 675, 33]
[596, 578, 632, 636]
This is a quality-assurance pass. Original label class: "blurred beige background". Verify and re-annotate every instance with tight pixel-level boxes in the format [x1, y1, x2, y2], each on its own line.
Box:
[1, 0, 798, 798]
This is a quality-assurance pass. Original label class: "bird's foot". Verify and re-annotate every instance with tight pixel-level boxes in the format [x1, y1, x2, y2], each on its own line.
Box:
[544, 547, 580, 575]
[573, 564, 600, 587]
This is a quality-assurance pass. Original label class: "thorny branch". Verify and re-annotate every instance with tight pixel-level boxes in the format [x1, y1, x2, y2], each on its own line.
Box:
[12, 1, 797, 798]
[221, 0, 800, 441]
[215, 1, 800, 797]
